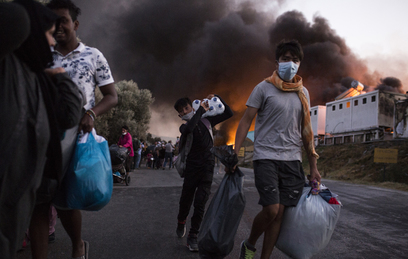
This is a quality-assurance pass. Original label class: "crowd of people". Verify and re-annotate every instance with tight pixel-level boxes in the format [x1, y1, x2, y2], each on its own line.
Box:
[116, 126, 180, 172]
[143, 140, 179, 170]
[1, 1, 321, 259]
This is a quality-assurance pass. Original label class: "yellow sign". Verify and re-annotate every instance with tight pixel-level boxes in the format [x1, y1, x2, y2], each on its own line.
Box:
[238, 147, 245, 157]
[374, 148, 398, 164]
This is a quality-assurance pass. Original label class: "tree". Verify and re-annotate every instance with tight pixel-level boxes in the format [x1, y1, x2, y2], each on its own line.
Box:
[146, 133, 162, 144]
[94, 80, 154, 145]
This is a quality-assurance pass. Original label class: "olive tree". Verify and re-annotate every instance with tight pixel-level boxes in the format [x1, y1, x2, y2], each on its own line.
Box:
[94, 80, 154, 145]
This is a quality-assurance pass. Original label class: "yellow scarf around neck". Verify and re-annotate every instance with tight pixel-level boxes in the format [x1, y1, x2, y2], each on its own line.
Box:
[265, 71, 319, 159]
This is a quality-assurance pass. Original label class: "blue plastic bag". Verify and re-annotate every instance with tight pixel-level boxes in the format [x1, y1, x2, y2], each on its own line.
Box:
[54, 130, 113, 211]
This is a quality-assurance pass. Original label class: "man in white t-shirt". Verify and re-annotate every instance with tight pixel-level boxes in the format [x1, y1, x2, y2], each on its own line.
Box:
[233, 40, 321, 259]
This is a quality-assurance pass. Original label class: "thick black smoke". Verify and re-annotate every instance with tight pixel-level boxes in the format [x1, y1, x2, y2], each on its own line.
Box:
[376, 77, 404, 93]
[72, 0, 403, 142]
[75, 0, 273, 106]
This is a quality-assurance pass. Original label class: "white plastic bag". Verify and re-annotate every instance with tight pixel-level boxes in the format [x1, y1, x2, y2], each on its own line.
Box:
[276, 186, 341, 259]
[78, 128, 107, 143]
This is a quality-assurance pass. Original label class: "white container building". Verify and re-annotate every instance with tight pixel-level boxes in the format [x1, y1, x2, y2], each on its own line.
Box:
[324, 90, 407, 144]
[310, 105, 326, 146]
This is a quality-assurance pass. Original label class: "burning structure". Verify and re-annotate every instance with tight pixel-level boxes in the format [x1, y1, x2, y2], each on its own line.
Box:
[310, 81, 408, 145]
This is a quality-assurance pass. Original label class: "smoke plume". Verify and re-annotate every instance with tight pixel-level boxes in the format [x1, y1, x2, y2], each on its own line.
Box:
[376, 77, 404, 93]
[72, 0, 405, 143]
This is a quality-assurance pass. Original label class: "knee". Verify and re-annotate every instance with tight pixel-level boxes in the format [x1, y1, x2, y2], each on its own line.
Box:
[194, 189, 210, 206]
[262, 204, 280, 221]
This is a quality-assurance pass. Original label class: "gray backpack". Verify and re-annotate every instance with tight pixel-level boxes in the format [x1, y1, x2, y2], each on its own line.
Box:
[174, 133, 193, 177]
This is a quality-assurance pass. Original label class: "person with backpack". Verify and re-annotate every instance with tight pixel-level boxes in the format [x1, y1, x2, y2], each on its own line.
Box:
[173, 94, 233, 252]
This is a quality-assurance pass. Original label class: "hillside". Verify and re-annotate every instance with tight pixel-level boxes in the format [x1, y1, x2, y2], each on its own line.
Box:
[302, 140, 408, 191]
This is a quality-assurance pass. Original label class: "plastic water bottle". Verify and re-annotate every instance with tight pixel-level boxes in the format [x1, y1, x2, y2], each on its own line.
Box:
[192, 99, 201, 111]
[193, 96, 225, 117]
[204, 105, 216, 117]
[209, 97, 224, 116]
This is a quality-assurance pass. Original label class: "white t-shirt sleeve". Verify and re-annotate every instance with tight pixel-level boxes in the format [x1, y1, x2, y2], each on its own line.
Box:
[93, 49, 114, 87]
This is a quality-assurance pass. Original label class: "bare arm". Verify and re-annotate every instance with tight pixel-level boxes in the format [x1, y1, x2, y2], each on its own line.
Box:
[78, 83, 118, 133]
[225, 107, 257, 172]
[302, 135, 321, 183]
[234, 107, 258, 155]
[92, 83, 118, 116]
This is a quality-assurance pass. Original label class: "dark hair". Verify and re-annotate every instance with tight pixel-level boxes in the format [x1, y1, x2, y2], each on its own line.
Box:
[122, 125, 129, 131]
[275, 40, 304, 62]
[14, 0, 60, 72]
[174, 97, 192, 112]
[47, 0, 81, 21]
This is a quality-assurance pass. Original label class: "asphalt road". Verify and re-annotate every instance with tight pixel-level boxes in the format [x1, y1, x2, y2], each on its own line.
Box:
[17, 164, 408, 259]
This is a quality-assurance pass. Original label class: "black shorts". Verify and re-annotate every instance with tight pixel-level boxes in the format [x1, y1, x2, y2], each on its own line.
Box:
[253, 160, 305, 207]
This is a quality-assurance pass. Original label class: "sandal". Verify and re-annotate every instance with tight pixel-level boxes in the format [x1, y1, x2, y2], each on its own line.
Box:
[72, 240, 89, 259]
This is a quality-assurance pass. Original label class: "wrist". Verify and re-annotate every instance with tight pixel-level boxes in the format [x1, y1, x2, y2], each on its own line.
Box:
[86, 109, 96, 120]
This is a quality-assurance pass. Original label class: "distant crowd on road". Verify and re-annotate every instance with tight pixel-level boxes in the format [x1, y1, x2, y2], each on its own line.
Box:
[118, 128, 181, 171]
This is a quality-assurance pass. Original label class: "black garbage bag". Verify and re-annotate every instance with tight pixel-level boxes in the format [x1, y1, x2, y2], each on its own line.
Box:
[211, 145, 238, 169]
[109, 144, 129, 165]
[198, 146, 245, 258]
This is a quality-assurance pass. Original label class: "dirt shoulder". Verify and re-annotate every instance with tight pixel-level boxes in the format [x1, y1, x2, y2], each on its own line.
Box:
[302, 139, 408, 192]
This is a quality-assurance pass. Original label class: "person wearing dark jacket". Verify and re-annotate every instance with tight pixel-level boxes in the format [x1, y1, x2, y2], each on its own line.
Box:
[174, 94, 233, 252]
[0, 1, 83, 258]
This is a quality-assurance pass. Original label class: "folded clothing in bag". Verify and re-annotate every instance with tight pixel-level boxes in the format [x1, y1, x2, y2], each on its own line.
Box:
[276, 185, 341, 259]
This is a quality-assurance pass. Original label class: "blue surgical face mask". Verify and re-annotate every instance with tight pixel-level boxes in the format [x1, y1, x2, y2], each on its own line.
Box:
[181, 110, 195, 121]
[278, 61, 299, 81]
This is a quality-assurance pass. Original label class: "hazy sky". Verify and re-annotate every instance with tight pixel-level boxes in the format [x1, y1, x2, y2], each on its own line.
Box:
[277, 0, 408, 60]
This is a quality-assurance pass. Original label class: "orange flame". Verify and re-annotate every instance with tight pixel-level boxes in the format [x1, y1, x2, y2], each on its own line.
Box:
[225, 121, 255, 147]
